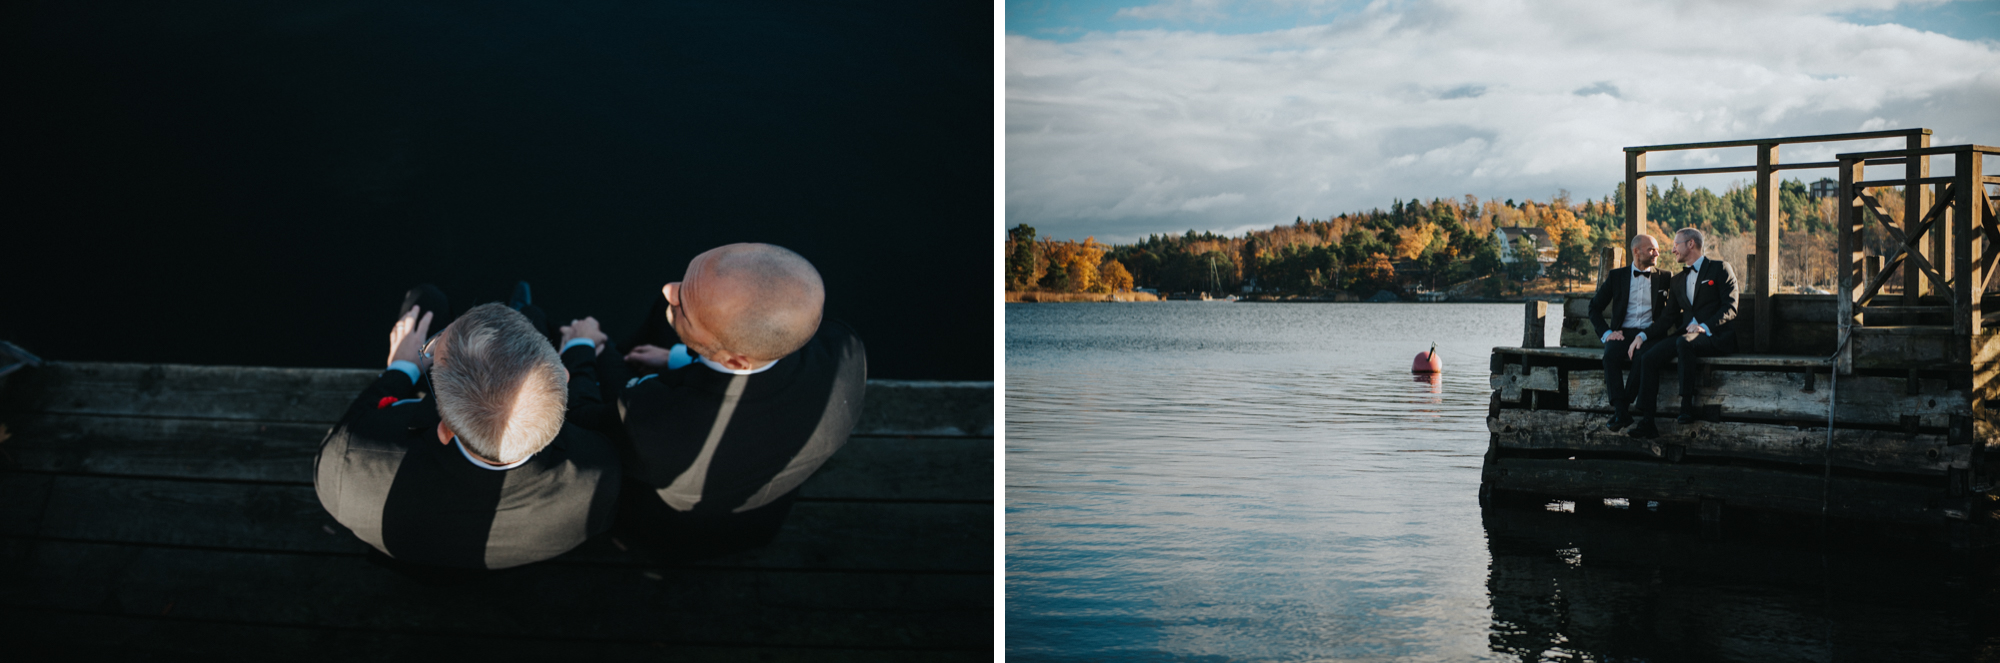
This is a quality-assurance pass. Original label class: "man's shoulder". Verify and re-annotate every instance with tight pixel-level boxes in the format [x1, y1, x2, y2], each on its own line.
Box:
[548, 422, 620, 469]
[329, 399, 431, 454]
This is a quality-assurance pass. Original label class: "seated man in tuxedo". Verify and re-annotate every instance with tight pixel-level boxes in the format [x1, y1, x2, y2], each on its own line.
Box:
[315, 290, 620, 573]
[1588, 233, 1672, 432]
[559, 243, 867, 559]
[1628, 228, 1739, 438]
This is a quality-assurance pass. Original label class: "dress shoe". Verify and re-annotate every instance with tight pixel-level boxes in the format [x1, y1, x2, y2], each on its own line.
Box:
[1606, 411, 1634, 432]
[1675, 396, 1698, 424]
[1628, 418, 1660, 438]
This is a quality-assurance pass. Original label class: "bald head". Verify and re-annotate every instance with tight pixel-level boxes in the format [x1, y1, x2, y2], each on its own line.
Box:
[685, 243, 825, 362]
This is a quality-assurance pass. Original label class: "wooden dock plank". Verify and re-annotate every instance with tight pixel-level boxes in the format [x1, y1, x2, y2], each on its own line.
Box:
[0, 540, 990, 650]
[1560, 371, 1967, 428]
[0, 413, 992, 501]
[26, 474, 988, 572]
[9, 362, 992, 437]
[1482, 456, 1962, 523]
[0, 472, 52, 537]
[1494, 346, 1833, 369]
[0, 609, 991, 663]
[1489, 410, 1966, 473]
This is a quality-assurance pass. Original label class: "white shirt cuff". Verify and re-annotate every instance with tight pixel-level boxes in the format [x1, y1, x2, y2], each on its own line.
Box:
[561, 338, 597, 354]
[386, 360, 421, 385]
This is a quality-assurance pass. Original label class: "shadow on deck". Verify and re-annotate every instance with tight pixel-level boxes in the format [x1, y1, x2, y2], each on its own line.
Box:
[0, 362, 994, 661]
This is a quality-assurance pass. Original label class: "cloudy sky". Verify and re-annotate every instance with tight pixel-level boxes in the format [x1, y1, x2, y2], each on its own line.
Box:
[1005, 0, 2000, 244]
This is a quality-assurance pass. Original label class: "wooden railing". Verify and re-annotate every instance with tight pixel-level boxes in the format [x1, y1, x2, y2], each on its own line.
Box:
[1623, 128, 1934, 354]
[1835, 143, 2000, 372]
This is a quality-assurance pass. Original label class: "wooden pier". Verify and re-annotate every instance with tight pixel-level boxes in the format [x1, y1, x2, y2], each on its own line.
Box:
[0, 362, 992, 660]
[1484, 130, 2000, 539]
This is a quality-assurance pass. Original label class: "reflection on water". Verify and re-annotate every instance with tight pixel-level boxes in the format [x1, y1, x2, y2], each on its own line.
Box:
[1006, 302, 1999, 661]
[1484, 506, 1997, 662]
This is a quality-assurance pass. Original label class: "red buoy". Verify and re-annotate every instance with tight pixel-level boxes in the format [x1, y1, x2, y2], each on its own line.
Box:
[1412, 343, 1442, 374]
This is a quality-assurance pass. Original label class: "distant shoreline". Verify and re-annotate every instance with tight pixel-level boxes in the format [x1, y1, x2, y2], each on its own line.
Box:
[1004, 291, 1573, 304]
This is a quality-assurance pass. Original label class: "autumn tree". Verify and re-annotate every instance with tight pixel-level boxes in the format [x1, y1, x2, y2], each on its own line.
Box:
[1393, 222, 1438, 261]
[1098, 259, 1135, 292]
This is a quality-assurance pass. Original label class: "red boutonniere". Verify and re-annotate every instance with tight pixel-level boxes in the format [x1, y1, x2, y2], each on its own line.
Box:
[1703, 279, 1715, 286]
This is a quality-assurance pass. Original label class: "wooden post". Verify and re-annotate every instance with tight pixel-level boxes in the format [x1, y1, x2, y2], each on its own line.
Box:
[1837, 157, 1864, 375]
[1753, 143, 1779, 353]
[1598, 246, 1625, 285]
[1905, 131, 1932, 302]
[1957, 149, 1985, 337]
[1625, 150, 1647, 248]
[1523, 300, 1548, 348]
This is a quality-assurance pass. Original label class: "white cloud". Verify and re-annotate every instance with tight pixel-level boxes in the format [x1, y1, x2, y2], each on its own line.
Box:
[1006, 0, 2000, 243]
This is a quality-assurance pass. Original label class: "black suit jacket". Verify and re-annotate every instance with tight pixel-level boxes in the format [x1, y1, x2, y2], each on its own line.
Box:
[1589, 266, 1672, 341]
[568, 318, 867, 518]
[315, 368, 621, 570]
[1665, 257, 1740, 344]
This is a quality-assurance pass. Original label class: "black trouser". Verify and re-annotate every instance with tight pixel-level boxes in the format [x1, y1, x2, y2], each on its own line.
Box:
[1600, 327, 1646, 413]
[1634, 330, 1733, 416]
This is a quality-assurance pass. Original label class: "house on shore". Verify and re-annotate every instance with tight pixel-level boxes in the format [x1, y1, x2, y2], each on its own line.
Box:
[1494, 226, 1556, 276]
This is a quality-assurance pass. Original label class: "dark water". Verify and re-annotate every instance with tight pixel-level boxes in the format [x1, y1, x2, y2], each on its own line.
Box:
[6, 1, 988, 380]
[1005, 302, 1999, 662]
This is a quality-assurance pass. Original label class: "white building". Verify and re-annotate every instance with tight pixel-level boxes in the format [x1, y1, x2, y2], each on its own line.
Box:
[1493, 226, 1556, 266]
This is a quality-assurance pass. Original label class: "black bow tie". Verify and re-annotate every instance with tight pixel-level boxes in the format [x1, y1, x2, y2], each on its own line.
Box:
[1633, 270, 1650, 277]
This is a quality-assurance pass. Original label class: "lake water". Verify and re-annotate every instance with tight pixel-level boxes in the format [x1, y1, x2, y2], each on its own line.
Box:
[1004, 301, 1998, 662]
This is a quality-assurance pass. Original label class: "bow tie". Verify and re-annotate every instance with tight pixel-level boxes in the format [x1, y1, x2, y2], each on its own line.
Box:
[1633, 270, 1650, 277]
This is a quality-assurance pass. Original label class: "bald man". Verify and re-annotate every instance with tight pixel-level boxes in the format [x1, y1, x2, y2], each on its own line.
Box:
[559, 243, 867, 558]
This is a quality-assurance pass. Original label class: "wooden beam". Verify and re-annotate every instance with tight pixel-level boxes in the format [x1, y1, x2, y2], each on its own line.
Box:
[1641, 165, 1757, 177]
[1482, 456, 1957, 524]
[1837, 157, 1863, 375]
[1907, 132, 1933, 303]
[1625, 128, 1930, 153]
[1488, 409, 1966, 474]
[1754, 144, 1779, 352]
[1837, 143, 2000, 161]
[1523, 300, 1548, 349]
[1771, 161, 1841, 171]
[1561, 369, 1969, 427]
[1625, 151, 1646, 249]
[1855, 176, 1954, 189]
[1962, 150, 1987, 337]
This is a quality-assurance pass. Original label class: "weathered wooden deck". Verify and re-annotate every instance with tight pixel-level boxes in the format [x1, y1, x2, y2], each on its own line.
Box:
[0, 362, 994, 660]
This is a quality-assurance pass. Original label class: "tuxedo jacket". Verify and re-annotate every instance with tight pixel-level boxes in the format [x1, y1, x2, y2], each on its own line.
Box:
[1665, 257, 1740, 343]
[315, 368, 621, 570]
[1588, 266, 1673, 341]
[567, 318, 867, 517]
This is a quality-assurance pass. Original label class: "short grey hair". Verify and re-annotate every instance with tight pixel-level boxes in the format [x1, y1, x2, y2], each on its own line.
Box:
[709, 244, 825, 361]
[431, 303, 567, 464]
[1675, 227, 1705, 249]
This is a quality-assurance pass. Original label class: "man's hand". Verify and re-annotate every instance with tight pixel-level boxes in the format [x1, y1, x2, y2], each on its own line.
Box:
[1627, 334, 1646, 360]
[389, 307, 434, 371]
[626, 344, 674, 371]
[1605, 330, 1625, 343]
[1686, 322, 1704, 335]
[559, 316, 609, 356]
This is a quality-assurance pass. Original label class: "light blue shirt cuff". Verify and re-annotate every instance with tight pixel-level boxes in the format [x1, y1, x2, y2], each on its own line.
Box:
[1600, 331, 1612, 343]
[386, 360, 421, 385]
[668, 344, 694, 370]
[561, 338, 597, 354]
[1696, 322, 1711, 336]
